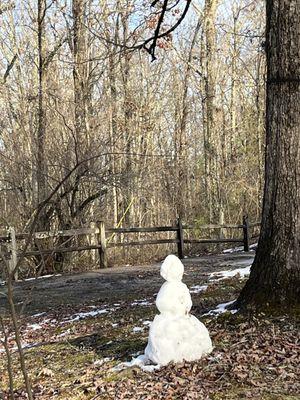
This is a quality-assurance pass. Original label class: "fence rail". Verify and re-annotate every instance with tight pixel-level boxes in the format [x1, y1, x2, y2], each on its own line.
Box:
[0, 215, 260, 274]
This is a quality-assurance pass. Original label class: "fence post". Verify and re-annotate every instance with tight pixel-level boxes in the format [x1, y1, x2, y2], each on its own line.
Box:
[242, 215, 250, 252]
[177, 218, 184, 259]
[8, 226, 18, 280]
[98, 221, 108, 268]
[90, 221, 97, 263]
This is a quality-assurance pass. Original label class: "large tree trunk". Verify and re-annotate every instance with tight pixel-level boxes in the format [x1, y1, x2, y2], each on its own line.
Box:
[237, 0, 300, 310]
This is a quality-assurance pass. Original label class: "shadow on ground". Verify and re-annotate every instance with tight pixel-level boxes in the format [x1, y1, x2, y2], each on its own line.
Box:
[69, 332, 146, 361]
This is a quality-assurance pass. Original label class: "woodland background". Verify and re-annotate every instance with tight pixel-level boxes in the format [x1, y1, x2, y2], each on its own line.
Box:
[0, 0, 265, 268]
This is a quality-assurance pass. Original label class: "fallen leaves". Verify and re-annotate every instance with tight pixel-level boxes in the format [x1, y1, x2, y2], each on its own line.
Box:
[90, 314, 300, 400]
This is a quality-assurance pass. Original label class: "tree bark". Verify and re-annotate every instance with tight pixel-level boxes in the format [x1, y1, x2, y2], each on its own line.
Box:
[237, 0, 300, 311]
[36, 0, 48, 230]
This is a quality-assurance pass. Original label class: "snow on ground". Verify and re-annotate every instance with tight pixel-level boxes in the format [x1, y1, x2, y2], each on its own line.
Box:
[27, 323, 43, 331]
[24, 274, 62, 282]
[61, 307, 112, 324]
[1, 253, 256, 358]
[209, 265, 251, 281]
[112, 354, 160, 373]
[132, 320, 152, 333]
[22, 298, 153, 338]
[32, 312, 46, 318]
[130, 299, 153, 307]
[223, 243, 257, 254]
[20, 296, 153, 338]
[203, 300, 237, 316]
[94, 357, 112, 366]
[0, 341, 41, 354]
[0, 274, 62, 286]
[190, 285, 208, 294]
[132, 326, 143, 333]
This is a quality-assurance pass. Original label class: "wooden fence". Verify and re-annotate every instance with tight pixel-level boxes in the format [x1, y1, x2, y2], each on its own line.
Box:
[0, 216, 260, 273]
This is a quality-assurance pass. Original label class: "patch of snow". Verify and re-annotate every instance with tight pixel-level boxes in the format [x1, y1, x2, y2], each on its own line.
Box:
[24, 274, 61, 282]
[112, 354, 160, 373]
[32, 312, 46, 318]
[61, 308, 109, 324]
[112, 323, 118, 327]
[132, 326, 143, 333]
[131, 350, 143, 357]
[27, 324, 42, 331]
[94, 357, 111, 366]
[142, 320, 151, 326]
[209, 265, 252, 281]
[131, 299, 153, 307]
[250, 243, 258, 249]
[2, 342, 41, 353]
[190, 285, 208, 294]
[203, 300, 237, 316]
[22, 342, 40, 350]
[223, 243, 257, 254]
[141, 364, 161, 372]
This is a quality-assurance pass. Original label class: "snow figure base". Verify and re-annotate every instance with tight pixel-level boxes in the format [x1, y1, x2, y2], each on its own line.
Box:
[144, 254, 213, 366]
[145, 313, 212, 366]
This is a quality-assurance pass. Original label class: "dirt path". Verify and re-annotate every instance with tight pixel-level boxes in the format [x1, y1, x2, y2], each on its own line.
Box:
[0, 252, 254, 315]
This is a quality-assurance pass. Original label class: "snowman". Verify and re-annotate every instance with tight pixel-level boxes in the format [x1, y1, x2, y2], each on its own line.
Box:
[144, 254, 213, 366]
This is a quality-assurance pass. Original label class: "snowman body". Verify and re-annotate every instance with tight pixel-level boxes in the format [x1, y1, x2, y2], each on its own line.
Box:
[145, 255, 212, 366]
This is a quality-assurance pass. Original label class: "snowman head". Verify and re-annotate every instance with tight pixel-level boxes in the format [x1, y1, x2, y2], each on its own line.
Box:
[160, 254, 184, 282]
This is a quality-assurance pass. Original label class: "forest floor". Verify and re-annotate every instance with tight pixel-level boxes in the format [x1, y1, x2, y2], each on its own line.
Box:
[0, 251, 299, 400]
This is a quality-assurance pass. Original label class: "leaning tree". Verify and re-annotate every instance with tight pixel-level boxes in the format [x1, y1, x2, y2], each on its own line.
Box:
[236, 0, 300, 311]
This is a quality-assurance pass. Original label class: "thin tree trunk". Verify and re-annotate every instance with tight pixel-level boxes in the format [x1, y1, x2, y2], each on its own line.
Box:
[7, 277, 33, 399]
[107, 12, 120, 227]
[229, 13, 238, 162]
[0, 317, 15, 399]
[203, 0, 219, 223]
[37, 0, 48, 230]
[176, 19, 201, 219]
[121, 6, 133, 225]
[72, 0, 88, 152]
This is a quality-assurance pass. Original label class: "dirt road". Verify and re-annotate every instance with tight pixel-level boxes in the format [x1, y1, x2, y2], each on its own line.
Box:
[0, 252, 254, 315]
